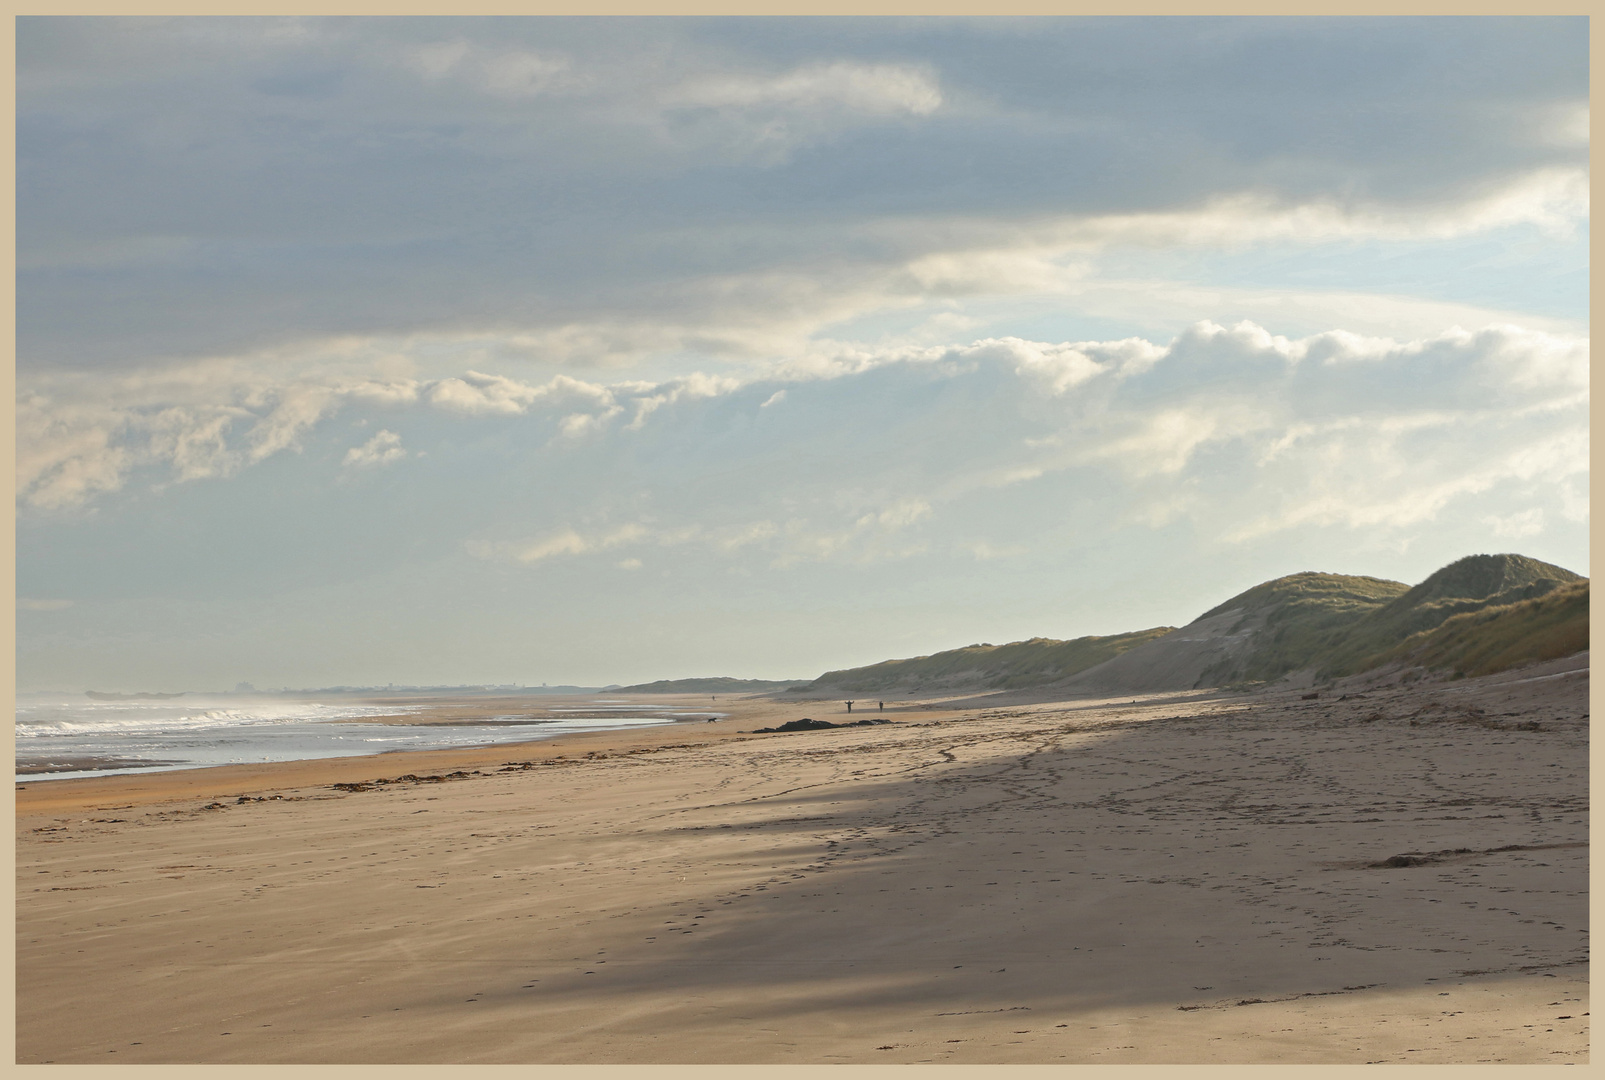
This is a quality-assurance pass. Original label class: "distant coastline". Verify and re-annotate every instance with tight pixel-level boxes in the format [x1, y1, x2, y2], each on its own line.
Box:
[84, 691, 186, 701]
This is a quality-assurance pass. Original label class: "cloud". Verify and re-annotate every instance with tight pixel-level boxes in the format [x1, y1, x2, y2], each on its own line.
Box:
[1221, 431, 1586, 542]
[470, 523, 660, 565]
[405, 38, 577, 98]
[648, 60, 944, 166]
[395, 169, 1584, 374]
[18, 19, 1585, 374]
[766, 512, 933, 569]
[428, 370, 562, 416]
[343, 429, 406, 468]
[669, 61, 941, 116]
[1538, 101, 1589, 147]
[1053, 168, 1590, 249]
[714, 520, 779, 551]
[18, 322, 1586, 582]
[864, 497, 932, 530]
[1484, 508, 1546, 539]
[1092, 406, 1239, 477]
[15, 19, 1589, 694]
[507, 529, 592, 563]
[962, 540, 1026, 562]
[983, 338, 1109, 396]
[16, 359, 424, 509]
[464, 497, 937, 573]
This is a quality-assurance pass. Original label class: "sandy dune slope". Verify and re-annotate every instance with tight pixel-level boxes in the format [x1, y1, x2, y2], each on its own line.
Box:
[1059, 606, 1262, 693]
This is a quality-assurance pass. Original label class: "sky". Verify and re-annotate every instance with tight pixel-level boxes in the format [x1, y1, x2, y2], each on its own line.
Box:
[16, 16, 1589, 692]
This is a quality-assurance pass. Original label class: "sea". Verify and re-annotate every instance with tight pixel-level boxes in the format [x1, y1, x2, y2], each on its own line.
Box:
[14, 693, 707, 783]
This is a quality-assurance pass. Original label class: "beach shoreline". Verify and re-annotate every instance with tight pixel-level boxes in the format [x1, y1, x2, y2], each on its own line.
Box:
[14, 692, 957, 810]
[17, 669, 1588, 1063]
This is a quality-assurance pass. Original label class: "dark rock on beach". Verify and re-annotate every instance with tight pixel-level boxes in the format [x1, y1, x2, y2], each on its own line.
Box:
[751, 717, 893, 734]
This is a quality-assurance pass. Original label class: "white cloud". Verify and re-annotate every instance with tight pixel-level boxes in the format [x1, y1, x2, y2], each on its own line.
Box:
[715, 520, 779, 551]
[962, 540, 1026, 561]
[1092, 406, 1239, 477]
[1549, 104, 1589, 146]
[862, 497, 932, 531]
[1055, 278, 1586, 344]
[670, 61, 942, 117]
[343, 429, 406, 468]
[428, 370, 556, 415]
[17, 20, 1590, 691]
[406, 39, 576, 98]
[1221, 426, 1587, 542]
[986, 338, 1107, 396]
[17, 393, 136, 510]
[470, 522, 663, 565]
[22, 20, 1586, 387]
[18, 322, 1587, 579]
[464, 497, 938, 572]
[646, 60, 945, 165]
[509, 529, 590, 562]
[25, 169, 1581, 392]
[873, 167, 1587, 283]
[1485, 508, 1546, 539]
[761, 498, 937, 569]
[16, 359, 424, 509]
[314, 167, 1583, 376]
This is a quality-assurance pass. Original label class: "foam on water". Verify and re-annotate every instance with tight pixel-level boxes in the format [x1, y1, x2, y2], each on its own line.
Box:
[16, 696, 420, 737]
[14, 694, 683, 782]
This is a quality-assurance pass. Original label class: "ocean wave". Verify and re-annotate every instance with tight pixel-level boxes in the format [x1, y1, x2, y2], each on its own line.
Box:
[13, 699, 422, 738]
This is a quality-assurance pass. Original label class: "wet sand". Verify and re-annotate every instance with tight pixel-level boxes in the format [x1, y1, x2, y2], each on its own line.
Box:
[16, 662, 1589, 1063]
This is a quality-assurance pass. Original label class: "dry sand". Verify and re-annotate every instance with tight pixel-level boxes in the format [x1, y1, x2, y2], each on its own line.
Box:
[16, 660, 1589, 1063]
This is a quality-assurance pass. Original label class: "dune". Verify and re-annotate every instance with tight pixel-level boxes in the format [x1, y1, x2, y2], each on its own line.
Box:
[802, 554, 1585, 701]
[612, 676, 808, 694]
[804, 628, 1174, 695]
[1059, 553, 1582, 696]
[1376, 579, 1589, 678]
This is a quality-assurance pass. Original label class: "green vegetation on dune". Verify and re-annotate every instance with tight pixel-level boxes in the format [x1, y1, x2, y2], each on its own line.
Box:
[1315, 554, 1584, 678]
[1194, 572, 1411, 624]
[1370, 579, 1588, 679]
[612, 677, 806, 694]
[808, 626, 1174, 693]
[1195, 572, 1410, 686]
[789, 552, 1586, 697]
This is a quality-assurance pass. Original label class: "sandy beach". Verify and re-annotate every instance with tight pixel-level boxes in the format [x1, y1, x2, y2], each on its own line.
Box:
[16, 661, 1588, 1063]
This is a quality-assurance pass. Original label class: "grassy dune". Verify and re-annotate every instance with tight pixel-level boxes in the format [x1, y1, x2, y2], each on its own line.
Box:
[807, 627, 1174, 693]
[1317, 554, 1585, 678]
[613, 677, 808, 693]
[1194, 572, 1410, 687]
[1372, 579, 1589, 678]
[805, 553, 1585, 696]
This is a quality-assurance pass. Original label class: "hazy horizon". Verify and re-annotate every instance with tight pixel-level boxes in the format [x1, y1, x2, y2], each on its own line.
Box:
[18, 17, 1588, 692]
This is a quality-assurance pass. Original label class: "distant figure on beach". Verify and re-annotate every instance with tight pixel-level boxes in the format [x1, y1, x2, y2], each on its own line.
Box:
[878, 701, 884, 711]
[845, 700, 854, 713]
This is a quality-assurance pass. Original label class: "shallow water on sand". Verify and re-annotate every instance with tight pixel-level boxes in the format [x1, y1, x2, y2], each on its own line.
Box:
[14, 695, 685, 782]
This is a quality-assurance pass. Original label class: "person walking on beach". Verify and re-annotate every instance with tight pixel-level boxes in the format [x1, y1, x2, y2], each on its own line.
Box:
[845, 700, 854, 713]
[878, 701, 884, 711]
